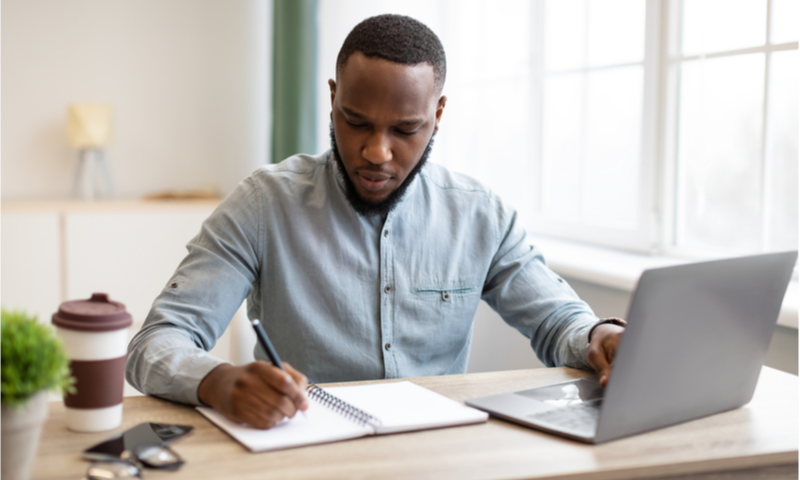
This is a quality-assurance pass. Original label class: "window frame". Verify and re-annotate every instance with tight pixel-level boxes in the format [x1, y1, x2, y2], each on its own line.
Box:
[661, 0, 798, 258]
[530, 0, 798, 259]
[661, 0, 799, 259]
[528, 0, 663, 254]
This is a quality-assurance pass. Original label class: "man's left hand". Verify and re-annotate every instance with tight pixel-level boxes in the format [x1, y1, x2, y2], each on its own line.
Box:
[587, 323, 626, 387]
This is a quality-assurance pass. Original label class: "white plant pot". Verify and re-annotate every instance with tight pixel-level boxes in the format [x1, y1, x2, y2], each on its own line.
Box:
[1, 391, 49, 480]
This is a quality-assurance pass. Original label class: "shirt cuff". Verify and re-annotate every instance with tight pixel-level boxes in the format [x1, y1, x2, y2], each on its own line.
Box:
[175, 353, 228, 406]
[558, 315, 596, 370]
[587, 317, 628, 344]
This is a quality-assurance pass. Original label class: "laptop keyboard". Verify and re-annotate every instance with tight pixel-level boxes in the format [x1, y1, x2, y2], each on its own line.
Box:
[528, 402, 600, 433]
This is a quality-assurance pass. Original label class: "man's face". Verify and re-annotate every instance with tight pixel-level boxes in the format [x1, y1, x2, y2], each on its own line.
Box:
[329, 52, 446, 214]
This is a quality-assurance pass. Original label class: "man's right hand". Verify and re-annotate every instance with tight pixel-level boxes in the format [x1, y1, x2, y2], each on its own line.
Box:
[197, 361, 309, 429]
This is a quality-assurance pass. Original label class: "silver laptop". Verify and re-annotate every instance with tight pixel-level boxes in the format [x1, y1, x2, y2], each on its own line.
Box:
[466, 251, 797, 444]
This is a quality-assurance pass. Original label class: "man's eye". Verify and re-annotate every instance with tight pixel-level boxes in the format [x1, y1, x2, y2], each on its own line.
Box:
[396, 129, 417, 136]
[347, 120, 366, 129]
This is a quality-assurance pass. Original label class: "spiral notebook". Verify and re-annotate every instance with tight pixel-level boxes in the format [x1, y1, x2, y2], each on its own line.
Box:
[197, 381, 488, 452]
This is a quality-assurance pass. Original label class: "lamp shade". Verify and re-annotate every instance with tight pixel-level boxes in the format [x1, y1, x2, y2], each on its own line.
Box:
[67, 104, 112, 148]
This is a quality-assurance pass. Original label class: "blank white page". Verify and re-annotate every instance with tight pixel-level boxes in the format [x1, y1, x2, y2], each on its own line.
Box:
[197, 397, 371, 452]
[325, 381, 488, 435]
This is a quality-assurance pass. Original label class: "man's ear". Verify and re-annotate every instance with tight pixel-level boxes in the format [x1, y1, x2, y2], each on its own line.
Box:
[433, 95, 447, 135]
[328, 79, 337, 106]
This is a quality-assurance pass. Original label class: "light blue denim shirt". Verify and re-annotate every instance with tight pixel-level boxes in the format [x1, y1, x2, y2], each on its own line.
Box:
[126, 151, 598, 405]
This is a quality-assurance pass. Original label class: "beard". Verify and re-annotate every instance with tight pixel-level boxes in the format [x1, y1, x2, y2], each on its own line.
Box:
[330, 122, 434, 217]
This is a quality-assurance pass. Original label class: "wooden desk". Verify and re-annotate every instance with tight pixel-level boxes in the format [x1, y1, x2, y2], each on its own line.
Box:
[32, 367, 798, 480]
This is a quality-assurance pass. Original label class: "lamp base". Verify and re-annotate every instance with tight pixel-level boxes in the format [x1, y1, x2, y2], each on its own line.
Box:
[73, 148, 116, 200]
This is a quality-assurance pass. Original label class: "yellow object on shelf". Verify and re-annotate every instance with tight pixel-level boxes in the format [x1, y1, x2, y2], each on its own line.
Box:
[67, 104, 112, 148]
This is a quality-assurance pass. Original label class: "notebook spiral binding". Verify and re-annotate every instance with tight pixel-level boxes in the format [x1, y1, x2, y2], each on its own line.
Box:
[307, 385, 382, 427]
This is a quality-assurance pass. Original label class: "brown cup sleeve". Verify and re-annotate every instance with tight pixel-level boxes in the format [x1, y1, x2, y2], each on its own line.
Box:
[64, 356, 127, 409]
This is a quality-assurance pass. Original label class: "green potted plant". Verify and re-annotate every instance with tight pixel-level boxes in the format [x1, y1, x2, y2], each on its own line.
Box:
[1, 308, 74, 480]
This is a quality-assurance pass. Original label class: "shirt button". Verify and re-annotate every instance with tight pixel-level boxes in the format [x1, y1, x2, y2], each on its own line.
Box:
[442, 292, 450, 301]
[384, 229, 389, 237]
[384, 285, 392, 293]
[385, 343, 392, 350]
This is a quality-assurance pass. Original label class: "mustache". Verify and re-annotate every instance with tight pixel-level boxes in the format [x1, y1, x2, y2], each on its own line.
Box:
[329, 120, 435, 217]
[355, 165, 393, 174]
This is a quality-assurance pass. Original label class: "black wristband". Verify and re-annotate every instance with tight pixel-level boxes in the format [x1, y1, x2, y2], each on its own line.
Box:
[588, 317, 627, 344]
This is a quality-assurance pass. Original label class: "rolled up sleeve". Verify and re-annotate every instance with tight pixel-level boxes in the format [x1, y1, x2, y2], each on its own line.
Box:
[481, 200, 597, 370]
[126, 177, 262, 405]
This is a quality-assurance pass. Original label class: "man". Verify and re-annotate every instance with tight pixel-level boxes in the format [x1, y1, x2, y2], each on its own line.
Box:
[127, 14, 625, 430]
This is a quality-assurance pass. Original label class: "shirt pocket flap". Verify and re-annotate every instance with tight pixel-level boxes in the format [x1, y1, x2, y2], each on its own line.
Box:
[413, 284, 480, 302]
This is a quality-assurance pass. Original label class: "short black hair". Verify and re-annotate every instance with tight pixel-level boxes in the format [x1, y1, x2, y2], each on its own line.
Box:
[336, 14, 446, 93]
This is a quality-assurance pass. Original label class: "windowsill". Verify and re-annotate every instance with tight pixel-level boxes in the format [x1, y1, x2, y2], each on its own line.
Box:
[531, 236, 798, 330]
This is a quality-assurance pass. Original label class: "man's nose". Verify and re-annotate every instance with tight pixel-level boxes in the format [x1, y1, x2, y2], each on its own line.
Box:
[362, 132, 392, 165]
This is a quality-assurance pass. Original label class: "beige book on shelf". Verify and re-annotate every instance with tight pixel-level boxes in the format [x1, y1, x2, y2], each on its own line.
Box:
[197, 380, 489, 452]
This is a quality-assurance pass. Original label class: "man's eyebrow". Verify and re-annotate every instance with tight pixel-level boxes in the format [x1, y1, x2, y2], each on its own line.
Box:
[395, 118, 425, 127]
[341, 106, 425, 127]
[341, 106, 367, 120]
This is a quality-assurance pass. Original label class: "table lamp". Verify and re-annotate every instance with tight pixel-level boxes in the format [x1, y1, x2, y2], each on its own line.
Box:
[67, 104, 116, 199]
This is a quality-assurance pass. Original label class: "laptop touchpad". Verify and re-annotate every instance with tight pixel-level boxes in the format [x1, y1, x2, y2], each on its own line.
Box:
[515, 377, 604, 407]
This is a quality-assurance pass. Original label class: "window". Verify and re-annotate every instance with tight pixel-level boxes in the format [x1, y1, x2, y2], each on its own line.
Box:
[316, 0, 798, 258]
[533, 0, 799, 256]
[532, 0, 655, 252]
[667, 0, 799, 255]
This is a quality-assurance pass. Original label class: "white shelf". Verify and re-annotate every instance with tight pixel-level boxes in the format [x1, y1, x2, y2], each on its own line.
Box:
[1, 198, 220, 213]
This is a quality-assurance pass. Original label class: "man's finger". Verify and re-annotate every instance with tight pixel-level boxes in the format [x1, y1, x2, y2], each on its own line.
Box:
[588, 324, 625, 387]
[227, 385, 283, 427]
[252, 362, 308, 416]
[598, 369, 611, 387]
[240, 403, 283, 430]
[284, 363, 310, 410]
[588, 347, 611, 387]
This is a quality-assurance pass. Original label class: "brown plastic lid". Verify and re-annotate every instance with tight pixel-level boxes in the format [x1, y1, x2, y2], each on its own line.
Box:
[52, 293, 132, 332]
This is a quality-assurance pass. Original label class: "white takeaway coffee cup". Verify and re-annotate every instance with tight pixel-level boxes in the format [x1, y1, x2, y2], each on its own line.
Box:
[52, 293, 132, 432]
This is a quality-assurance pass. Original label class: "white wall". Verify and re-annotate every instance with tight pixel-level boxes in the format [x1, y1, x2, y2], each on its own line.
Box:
[1, 0, 271, 200]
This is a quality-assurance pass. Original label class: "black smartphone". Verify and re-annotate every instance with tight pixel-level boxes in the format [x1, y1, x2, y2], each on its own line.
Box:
[82, 422, 194, 461]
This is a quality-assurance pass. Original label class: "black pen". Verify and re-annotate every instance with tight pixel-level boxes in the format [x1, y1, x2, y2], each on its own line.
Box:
[251, 319, 307, 418]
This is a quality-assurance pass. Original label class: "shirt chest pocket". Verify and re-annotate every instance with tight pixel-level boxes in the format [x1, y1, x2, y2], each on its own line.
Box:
[413, 284, 480, 302]
[405, 283, 483, 338]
